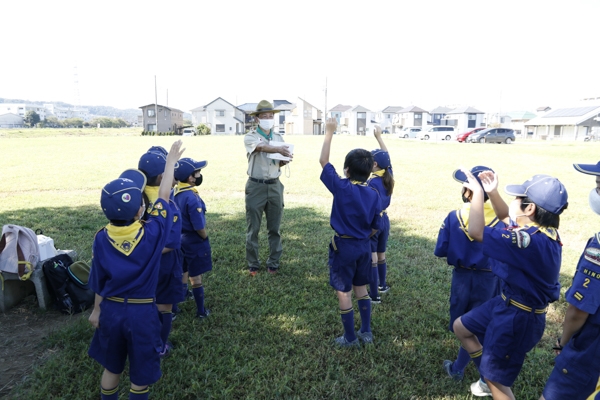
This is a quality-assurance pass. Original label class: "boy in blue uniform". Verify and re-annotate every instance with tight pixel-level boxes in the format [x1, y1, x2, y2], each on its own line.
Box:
[454, 171, 568, 400]
[138, 148, 184, 356]
[435, 166, 504, 383]
[540, 161, 600, 400]
[320, 118, 382, 347]
[173, 158, 212, 319]
[88, 140, 184, 400]
[367, 125, 395, 303]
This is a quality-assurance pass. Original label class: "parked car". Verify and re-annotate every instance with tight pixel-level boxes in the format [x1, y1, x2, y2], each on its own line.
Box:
[469, 128, 515, 144]
[397, 126, 422, 139]
[417, 126, 456, 141]
[456, 127, 486, 143]
[182, 128, 196, 136]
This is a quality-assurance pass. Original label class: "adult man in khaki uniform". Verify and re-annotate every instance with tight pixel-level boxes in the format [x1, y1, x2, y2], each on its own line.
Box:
[244, 100, 293, 276]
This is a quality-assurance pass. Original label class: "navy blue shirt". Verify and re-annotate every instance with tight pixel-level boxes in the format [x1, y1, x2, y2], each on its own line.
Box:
[566, 233, 600, 324]
[320, 163, 381, 239]
[367, 168, 393, 210]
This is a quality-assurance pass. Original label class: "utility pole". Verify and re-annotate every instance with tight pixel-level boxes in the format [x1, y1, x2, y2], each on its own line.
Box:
[154, 76, 158, 132]
[324, 77, 327, 135]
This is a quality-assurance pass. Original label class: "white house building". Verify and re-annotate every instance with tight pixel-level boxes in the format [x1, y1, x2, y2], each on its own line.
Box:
[191, 97, 245, 135]
[0, 103, 48, 121]
[0, 113, 25, 128]
[377, 106, 403, 133]
[393, 106, 429, 130]
[525, 104, 600, 140]
[328, 104, 352, 134]
[283, 97, 323, 135]
[445, 106, 485, 132]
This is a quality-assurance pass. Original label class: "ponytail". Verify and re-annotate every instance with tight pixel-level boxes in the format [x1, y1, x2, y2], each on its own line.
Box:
[382, 168, 395, 196]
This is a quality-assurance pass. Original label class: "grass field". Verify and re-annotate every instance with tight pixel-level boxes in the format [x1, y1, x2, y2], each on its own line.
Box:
[1, 130, 599, 399]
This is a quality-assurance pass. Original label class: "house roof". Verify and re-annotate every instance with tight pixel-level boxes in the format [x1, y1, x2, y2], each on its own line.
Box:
[275, 103, 296, 111]
[399, 105, 427, 113]
[330, 104, 352, 112]
[352, 105, 370, 112]
[237, 103, 258, 113]
[273, 100, 292, 107]
[505, 111, 537, 120]
[447, 106, 484, 114]
[191, 97, 242, 112]
[537, 106, 551, 112]
[382, 106, 403, 113]
[430, 106, 452, 114]
[525, 106, 600, 126]
[298, 97, 319, 111]
[139, 104, 184, 113]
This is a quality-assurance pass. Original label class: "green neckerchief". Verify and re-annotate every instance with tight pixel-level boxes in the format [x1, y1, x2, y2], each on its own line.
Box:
[257, 126, 272, 141]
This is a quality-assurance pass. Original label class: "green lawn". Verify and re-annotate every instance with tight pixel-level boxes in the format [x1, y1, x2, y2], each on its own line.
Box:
[1, 132, 599, 399]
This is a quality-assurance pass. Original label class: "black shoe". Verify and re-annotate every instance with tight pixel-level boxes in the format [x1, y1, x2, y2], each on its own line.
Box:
[197, 309, 211, 319]
[378, 285, 390, 294]
[371, 296, 381, 304]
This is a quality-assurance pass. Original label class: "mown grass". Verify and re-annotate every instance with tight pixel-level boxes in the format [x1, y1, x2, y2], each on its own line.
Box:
[1, 133, 599, 399]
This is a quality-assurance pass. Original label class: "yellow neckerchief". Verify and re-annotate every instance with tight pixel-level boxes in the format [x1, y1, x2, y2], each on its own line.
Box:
[105, 221, 145, 256]
[174, 181, 197, 196]
[522, 222, 559, 241]
[144, 186, 159, 213]
[350, 180, 367, 186]
[371, 169, 386, 179]
[456, 203, 499, 241]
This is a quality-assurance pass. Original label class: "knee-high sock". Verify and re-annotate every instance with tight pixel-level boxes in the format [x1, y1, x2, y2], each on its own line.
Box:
[101, 386, 118, 400]
[357, 295, 372, 333]
[453, 345, 471, 373]
[377, 260, 387, 287]
[369, 263, 379, 297]
[160, 311, 173, 346]
[470, 348, 483, 371]
[192, 285, 205, 315]
[129, 387, 149, 400]
[340, 308, 357, 341]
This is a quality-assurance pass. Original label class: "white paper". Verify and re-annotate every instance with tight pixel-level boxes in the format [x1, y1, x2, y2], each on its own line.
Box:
[267, 141, 294, 161]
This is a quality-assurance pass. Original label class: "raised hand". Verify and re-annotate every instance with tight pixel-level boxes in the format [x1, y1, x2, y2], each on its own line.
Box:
[326, 118, 337, 136]
[478, 171, 498, 193]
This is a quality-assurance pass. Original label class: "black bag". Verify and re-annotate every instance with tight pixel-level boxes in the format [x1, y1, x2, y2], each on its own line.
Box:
[42, 254, 95, 314]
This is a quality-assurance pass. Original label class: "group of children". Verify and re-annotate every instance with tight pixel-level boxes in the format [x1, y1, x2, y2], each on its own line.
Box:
[436, 161, 600, 399]
[88, 141, 213, 400]
[86, 125, 600, 399]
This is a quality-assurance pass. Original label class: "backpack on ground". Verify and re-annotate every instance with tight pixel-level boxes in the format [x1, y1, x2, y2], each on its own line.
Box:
[0, 224, 40, 283]
[42, 254, 95, 314]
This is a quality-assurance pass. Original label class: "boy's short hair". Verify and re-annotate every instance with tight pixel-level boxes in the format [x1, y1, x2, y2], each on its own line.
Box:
[174, 158, 208, 181]
[505, 175, 568, 215]
[344, 149, 373, 182]
[519, 195, 566, 229]
[101, 169, 146, 221]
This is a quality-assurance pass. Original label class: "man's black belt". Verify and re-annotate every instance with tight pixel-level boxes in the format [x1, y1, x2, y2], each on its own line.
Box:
[249, 177, 278, 184]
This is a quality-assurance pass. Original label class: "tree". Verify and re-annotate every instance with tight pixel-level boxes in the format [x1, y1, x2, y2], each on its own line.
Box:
[24, 111, 40, 127]
[197, 124, 211, 135]
[43, 116, 60, 128]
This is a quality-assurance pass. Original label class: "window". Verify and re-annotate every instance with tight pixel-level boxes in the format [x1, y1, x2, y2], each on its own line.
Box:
[147, 124, 156, 131]
[147, 109, 155, 117]
[164, 110, 168, 117]
[216, 110, 225, 117]
[216, 124, 225, 132]
[357, 112, 366, 119]
[468, 114, 476, 120]
[414, 113, 422, 119]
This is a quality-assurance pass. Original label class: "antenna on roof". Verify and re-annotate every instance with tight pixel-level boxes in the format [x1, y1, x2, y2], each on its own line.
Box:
[73, 65, 81, 108]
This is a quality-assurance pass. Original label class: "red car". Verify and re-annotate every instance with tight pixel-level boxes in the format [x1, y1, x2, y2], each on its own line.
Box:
[456, 127, 486, 142]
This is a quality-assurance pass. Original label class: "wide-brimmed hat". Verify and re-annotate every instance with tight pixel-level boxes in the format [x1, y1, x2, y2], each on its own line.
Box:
[249, 100, 281, 116]
[505, 174, 568, 215]
[100, 169, 147, 221]
[174, 158, 208, 181]
[573, 162, 600, 176]
[453, 166, 494, 189]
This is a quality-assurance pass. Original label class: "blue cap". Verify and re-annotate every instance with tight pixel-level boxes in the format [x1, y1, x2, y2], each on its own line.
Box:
[100, 169, 147, 221]
[147, 146, 168, 156]
[174, 158, 208, 181]
[505, 174, 568, 215]
[370, 149, 391, 168]
[138, 151, 166, 178]
[453, 166, 494, 188]
[573, 162, 600, 176]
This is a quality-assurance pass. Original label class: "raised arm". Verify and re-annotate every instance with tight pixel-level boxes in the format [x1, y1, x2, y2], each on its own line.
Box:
[159, 140, 185, 202]
[462, 168, 485, 242]
[373, 125, 388, 153]
[479, 171, 509, 223]
[320, 118, 337, 168]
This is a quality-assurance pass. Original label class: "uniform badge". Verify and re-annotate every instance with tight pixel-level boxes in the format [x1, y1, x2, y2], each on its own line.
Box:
[121, 241, 132, 252]
[174, 215, 178, 223]
[122, 193, 131, 203]
[160, 210, 167, 218]
[150, 210, 159, 216]
[511, 230, 530, 248]
[573, 291, 584, 301]
[440, 222, 445, 229]
[584, 248, 600, 266]
[154, 202, 163, 210]
[197, 208, 203, 213]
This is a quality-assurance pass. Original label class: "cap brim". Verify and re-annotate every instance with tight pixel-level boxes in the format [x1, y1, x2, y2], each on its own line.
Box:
[250, 109, 281, 115]
[195, 160, 208, 170]
[504, 184, 527, 197]
[119, 169, 147, 191]
[574, 162, 600, 176]
[452, 169, 468, 183]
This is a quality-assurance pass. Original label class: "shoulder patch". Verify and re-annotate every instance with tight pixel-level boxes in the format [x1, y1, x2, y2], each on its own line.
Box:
[440, 221, 445, 230]
[173, 215, 178, 223]
[154, 202, 163, 210]
[150, 210, 159, 216]
[197, 208, 203, 213]
[511, 230, 531, 249]
[584, 247, 600, 266]
[160, 210, 167, 218]
[573, 291, 584, 301]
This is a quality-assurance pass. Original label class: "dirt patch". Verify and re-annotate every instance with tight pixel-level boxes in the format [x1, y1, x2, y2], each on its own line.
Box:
[0, 295, 76, 398]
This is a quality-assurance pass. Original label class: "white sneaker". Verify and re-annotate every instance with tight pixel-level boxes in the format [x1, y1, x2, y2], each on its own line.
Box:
[470, 380, 492, 397]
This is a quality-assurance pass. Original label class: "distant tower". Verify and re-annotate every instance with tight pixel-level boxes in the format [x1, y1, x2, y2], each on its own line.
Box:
[73, 65, 81, 108]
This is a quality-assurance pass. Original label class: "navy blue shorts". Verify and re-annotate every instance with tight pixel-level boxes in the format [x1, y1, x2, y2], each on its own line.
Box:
[448, 268, 499, 331]
[329, 236, 371, 292]
[370, 214, 390, 253]
[88, 300, 163, 386]
[461, 295, 546, 386]
[181, 239, 212, 277]
[156, 249, 184, 304]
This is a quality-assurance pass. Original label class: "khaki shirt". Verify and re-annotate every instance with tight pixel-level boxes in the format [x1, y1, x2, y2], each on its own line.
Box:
[244, 128, 285, 179]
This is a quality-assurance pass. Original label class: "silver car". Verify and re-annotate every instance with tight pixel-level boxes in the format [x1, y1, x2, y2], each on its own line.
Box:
[469, 128, 515, 144]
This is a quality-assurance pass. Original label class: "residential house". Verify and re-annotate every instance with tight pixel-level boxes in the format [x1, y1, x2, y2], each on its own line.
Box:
[0, 103, 48, 121]
[274, 100, 295, 134]
[190, 97, 245, 135]
[283, 97, 323, 135]
[393, 105, 429, 130]
[505, 111, 537, 136]
[445, 106, 485, 133]
[139, 104, 184, 133]
[429, 106, 452, 126]
[525, 104, 600, 140]
[0, 113, 25, 128]
[347, 105, 377, 135]
[328, 104, 352, 134]
[237, 103, 258, 131]
[377, 106, 403, 133]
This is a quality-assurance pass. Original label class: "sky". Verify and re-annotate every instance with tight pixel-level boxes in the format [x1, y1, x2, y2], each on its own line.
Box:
[1, 0, 599, 115]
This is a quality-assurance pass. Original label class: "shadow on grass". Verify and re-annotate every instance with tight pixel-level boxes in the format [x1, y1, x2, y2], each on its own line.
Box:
[2, 205, 572, 399]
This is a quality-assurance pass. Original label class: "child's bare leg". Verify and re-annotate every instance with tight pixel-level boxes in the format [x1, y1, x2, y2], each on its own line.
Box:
[101, 368, 120, 392]
[487, 379, 515, 400]
[453, 317, 482, 353]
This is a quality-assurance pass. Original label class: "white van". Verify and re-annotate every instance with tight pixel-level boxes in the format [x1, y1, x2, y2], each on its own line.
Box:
[417, 126, 456, 141]
[182, 128, 196, 136]
[396, 126, 422, 139]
